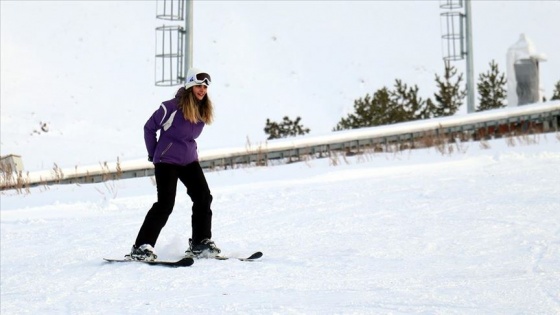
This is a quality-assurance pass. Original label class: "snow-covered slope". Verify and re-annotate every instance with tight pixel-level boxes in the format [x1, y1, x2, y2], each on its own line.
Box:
[1, 3, 559, 312]
[1, 136, 559, 314]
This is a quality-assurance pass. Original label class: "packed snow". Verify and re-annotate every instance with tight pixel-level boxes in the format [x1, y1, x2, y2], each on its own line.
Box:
[2, 1, 560, 314]
[2, 135, 560, 314]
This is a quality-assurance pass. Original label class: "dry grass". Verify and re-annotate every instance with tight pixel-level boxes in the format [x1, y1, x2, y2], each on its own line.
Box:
[2, 125, 558, 194]
[94, 160, 122, 200]
[479, 139, 491, 150]
[0, 161, 30, 194]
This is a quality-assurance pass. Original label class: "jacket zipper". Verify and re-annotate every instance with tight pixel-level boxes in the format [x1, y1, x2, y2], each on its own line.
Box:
[160, 143, 173, 158]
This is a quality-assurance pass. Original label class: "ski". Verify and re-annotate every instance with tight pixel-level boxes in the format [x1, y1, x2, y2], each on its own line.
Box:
[214, 251, 263, 261]
[103, 257, 194, 267]
[185, 251, 263, 261]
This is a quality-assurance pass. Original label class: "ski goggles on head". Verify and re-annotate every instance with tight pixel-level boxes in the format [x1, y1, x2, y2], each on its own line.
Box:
[189, 72, 211, 86]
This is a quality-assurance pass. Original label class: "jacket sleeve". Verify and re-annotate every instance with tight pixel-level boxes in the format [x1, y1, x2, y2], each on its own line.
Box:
[144, 104, 167, 159]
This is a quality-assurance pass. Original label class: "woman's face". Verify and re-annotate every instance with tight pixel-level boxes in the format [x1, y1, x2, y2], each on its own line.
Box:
[192, 85, 208, 101]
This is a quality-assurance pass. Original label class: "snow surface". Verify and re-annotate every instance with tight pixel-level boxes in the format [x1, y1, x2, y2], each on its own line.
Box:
[2, 135, 560, 314]
[2, 1, 560, 313]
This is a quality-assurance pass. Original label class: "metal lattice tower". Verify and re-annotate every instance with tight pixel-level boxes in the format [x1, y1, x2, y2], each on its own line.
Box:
[440, 0, 475, 113]
[155, 0, 193, 86]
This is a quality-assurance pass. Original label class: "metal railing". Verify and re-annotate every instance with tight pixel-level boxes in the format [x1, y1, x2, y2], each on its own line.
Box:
[2, 102, 559, 191]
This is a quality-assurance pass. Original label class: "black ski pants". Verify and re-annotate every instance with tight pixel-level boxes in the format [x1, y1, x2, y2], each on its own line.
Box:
[134, 161, 213, 247]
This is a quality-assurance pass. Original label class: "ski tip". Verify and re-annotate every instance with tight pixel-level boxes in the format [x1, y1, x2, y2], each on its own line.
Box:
[213, 251, 263, 261]
[247, 251, 263, 260]
[176, 257, 195, 266]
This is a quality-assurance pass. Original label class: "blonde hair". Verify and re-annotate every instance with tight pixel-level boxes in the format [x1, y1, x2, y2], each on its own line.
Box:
[177, 87, 214, 124]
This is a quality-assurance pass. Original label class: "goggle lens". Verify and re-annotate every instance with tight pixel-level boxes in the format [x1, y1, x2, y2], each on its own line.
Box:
[190, 72, 211, 85]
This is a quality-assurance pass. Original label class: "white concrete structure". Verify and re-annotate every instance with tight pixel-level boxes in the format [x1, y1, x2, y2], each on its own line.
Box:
[506, 34, 547, 107]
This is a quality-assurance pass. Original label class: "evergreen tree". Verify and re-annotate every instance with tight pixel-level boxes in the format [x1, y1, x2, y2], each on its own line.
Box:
[551, 81, 560, 100]
[390, 79, 435, 121]
[433, 60, 466, 117]
[476, 60, 507, 112]
[264, 119, 280, 139]
[333, 87, 394, 131]
[423, 98, 437, 119]
[264, 116, 310, 140]
[285, 116, 310, 137]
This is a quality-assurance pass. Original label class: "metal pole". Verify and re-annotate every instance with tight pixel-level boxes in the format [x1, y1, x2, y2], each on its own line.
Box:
[464, 0, 475, 113]
[185, 0, 193, 76]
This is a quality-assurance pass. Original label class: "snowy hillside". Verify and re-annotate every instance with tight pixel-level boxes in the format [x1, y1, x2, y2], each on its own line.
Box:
[1, 1, 559, 171]
[1, 2, 560, 312]
[1, 136, 560, 314]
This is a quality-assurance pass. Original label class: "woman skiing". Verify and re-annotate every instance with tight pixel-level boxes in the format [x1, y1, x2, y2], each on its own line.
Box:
[128, 68, 220, 261]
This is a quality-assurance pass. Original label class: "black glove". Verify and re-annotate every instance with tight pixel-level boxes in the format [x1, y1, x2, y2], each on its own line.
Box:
[148, 156, 153, 162]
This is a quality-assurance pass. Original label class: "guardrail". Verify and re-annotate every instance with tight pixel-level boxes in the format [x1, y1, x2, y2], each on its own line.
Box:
[2, 101, 559, 191]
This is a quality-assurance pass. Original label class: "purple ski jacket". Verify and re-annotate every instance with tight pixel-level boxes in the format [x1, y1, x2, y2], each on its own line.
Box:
[144, 96, 205, 166]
